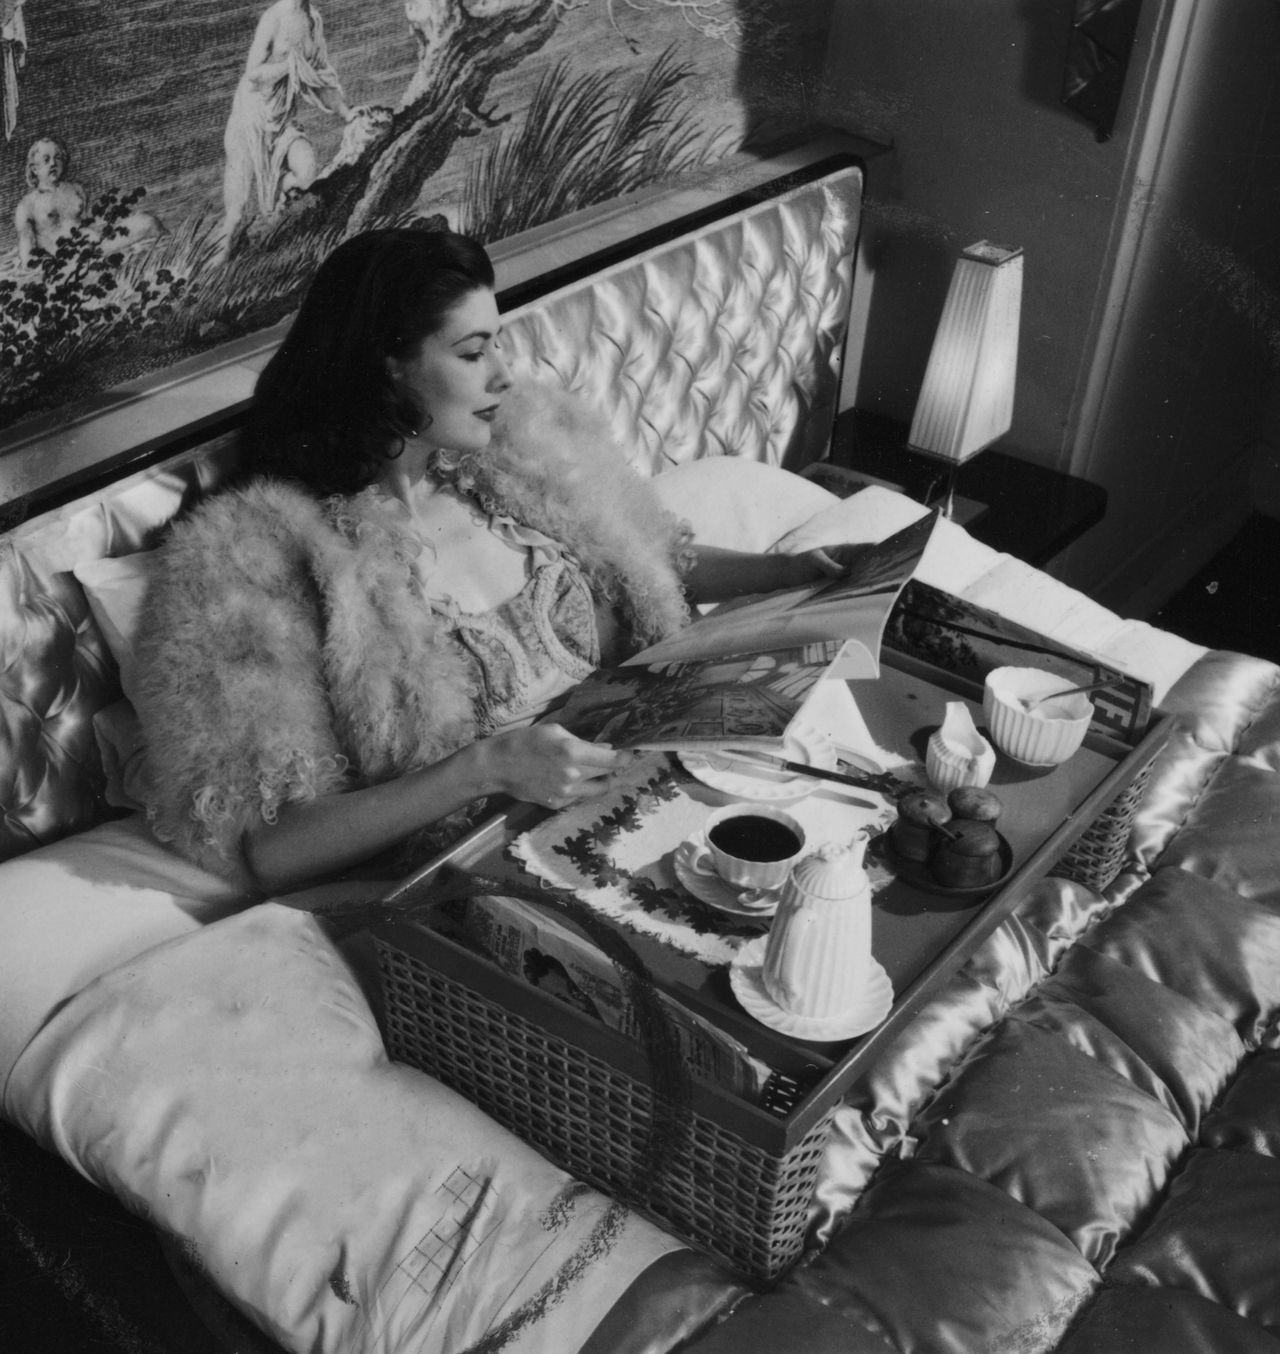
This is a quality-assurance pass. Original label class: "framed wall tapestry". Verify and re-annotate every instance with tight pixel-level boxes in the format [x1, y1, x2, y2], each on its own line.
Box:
[0, 0, 829, 442]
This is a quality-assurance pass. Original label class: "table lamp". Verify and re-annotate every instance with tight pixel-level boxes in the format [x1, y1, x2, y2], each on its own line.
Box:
[908, 241, 1023, 518]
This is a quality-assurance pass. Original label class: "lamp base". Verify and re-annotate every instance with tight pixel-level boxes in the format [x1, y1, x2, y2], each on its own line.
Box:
[938, 491, 987, 526]
[926, 459, 987, 525]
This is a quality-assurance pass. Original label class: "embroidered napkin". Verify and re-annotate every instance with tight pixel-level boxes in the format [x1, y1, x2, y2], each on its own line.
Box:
[509, 754, 905, 965]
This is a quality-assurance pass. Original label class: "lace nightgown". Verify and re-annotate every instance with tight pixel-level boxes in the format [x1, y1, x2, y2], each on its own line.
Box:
[416, 511, 621, 735]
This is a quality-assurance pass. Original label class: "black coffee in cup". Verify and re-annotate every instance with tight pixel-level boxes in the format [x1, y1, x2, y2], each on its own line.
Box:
[708, 814, 803, 862]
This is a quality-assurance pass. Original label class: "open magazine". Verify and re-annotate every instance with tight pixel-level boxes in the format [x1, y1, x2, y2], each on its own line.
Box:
[549, 510, 939, 753]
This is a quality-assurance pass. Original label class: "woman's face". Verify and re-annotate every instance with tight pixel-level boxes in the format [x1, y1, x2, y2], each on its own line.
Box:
[387, 286, 512, 453]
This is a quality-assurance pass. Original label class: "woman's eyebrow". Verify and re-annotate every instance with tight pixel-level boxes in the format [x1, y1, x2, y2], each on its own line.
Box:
[450, 325, 504, 347]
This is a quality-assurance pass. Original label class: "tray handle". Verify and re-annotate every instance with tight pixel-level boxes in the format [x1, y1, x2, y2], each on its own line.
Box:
[333, 866, 695, 1206]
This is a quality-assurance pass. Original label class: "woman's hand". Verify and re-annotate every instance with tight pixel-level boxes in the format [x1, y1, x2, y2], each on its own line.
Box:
[471, 723, 638, 810]
[243, 724, 636, 893]
[686, 542, 864, 603]
[786, 541, 874, 580]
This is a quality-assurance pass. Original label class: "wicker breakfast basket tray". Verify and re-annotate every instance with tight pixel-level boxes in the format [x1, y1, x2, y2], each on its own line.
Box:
[370, 749, 1160, 1284]
[371, 871, 831, 1282]
[368, 655, 1171, 1284]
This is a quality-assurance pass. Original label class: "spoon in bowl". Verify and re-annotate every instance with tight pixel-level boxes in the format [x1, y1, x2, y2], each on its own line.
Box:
[1019, 676, 1121, 713]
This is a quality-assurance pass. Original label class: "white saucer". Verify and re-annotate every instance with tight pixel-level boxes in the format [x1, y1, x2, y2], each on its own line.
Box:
[729, 937, 894, 1041]
[678, 720, 836, 804]
[672, 835, 781, 919]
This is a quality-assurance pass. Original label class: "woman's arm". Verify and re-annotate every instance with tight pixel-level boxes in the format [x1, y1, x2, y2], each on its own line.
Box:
[243, 723, 635, 895]
[683, 543, 848, 605]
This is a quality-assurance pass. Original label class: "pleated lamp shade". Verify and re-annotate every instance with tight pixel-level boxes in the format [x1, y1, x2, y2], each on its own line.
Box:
[908, 242, 1023, 465]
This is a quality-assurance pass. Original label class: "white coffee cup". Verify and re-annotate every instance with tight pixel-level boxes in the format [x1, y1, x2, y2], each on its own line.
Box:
[689, 804, 807, 894]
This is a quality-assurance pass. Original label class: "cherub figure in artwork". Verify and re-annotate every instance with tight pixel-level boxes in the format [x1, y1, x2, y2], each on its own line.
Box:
[14, 136, 165, 267]
[217, 0, 353, 260]
[14, 137, 84, 265]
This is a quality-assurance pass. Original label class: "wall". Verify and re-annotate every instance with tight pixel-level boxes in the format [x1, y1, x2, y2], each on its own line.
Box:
[818, 0, 1280, 613]
[1060, 0, 1280, 613]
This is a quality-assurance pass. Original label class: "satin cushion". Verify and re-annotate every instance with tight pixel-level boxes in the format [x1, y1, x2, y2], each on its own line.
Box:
[1083, 867, 1280, 1047]
[577, 1252, 749, 1354]
[1106, 1150, 1280, 1329]
[668, 1285, 896, 1354]
[1056, 1285, 1280, 1354]
[808, 878, 1114, 1247]
[73, 551, 156, 708]
[1200, 1051, 1280, 1155]
[1161, 653, 1280, 755]
[909, 1021, 1189, 1267]
[1019, 944, 1243, 1134]
[1153, 761, 1280, 906]
[781, 1161, 1099, 1354]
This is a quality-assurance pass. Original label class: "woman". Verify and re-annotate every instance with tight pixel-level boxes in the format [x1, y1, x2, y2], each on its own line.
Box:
[136, 228, 844, 895]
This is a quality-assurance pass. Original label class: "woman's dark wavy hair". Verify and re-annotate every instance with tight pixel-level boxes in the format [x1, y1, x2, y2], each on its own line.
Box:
[241, 227, 496, 496]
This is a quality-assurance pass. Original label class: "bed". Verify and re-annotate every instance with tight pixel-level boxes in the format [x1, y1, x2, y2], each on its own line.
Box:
[4, 137, 1280, 1354]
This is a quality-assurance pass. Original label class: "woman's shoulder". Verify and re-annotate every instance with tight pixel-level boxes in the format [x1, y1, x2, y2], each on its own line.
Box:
[169, 476, 325, 541]
[152, 478, 342, 595]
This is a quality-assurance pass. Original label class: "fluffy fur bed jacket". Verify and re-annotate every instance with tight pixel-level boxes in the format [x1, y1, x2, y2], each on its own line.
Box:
[134, 379, 693, 888]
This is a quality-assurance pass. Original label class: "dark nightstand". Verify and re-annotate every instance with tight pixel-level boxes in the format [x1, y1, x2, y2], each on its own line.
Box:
[815, 409, 1107, 569]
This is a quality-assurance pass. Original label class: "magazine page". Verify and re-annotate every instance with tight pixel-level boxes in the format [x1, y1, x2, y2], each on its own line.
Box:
[888, 580, 1155, 741]
[549, 510, 939, 754]
[624, 509, 940, 670]
[552, 639, 860, 753]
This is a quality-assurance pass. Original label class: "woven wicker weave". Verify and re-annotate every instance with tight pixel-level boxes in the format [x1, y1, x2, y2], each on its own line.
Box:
[1049, 759, 1154, 893]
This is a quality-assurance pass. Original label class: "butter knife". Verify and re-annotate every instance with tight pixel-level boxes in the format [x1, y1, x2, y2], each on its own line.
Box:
[711, 750, 880, 799]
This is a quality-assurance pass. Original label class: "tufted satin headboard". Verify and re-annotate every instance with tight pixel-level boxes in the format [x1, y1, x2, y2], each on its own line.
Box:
[499, 169, 860, 472]
[0, 144, 865, 862]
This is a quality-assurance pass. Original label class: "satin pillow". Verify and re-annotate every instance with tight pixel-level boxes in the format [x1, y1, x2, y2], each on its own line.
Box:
[73, 550, 156, 709]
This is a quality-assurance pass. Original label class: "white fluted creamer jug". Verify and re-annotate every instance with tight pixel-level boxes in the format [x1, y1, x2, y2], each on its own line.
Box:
[926, 700, 996, 793]
[761, 840, 873, 1019]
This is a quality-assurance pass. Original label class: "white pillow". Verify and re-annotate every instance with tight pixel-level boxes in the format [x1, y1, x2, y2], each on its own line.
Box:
[73, 551, 156, 708]
[650, 457, 837, 552]
[4, 904, 689, 1354]
[0, 815, 252, 1085]
[91, 699, 152, 811]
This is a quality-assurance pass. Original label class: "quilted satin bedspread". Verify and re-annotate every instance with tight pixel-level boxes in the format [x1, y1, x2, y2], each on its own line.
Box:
[662, 652, 1280, 1353]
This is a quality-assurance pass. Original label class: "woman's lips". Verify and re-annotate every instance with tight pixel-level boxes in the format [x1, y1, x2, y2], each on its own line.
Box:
[474, 405, 500, 422]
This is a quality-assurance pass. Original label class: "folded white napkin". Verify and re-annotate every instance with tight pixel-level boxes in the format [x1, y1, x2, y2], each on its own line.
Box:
[792, 677, 913, 773]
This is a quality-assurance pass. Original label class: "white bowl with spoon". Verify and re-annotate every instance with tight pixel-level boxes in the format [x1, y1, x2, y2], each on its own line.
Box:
[982, 667, 1106, 766]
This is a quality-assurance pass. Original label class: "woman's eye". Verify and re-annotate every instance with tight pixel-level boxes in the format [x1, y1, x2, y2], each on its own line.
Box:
[461, 351, 483, 362]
